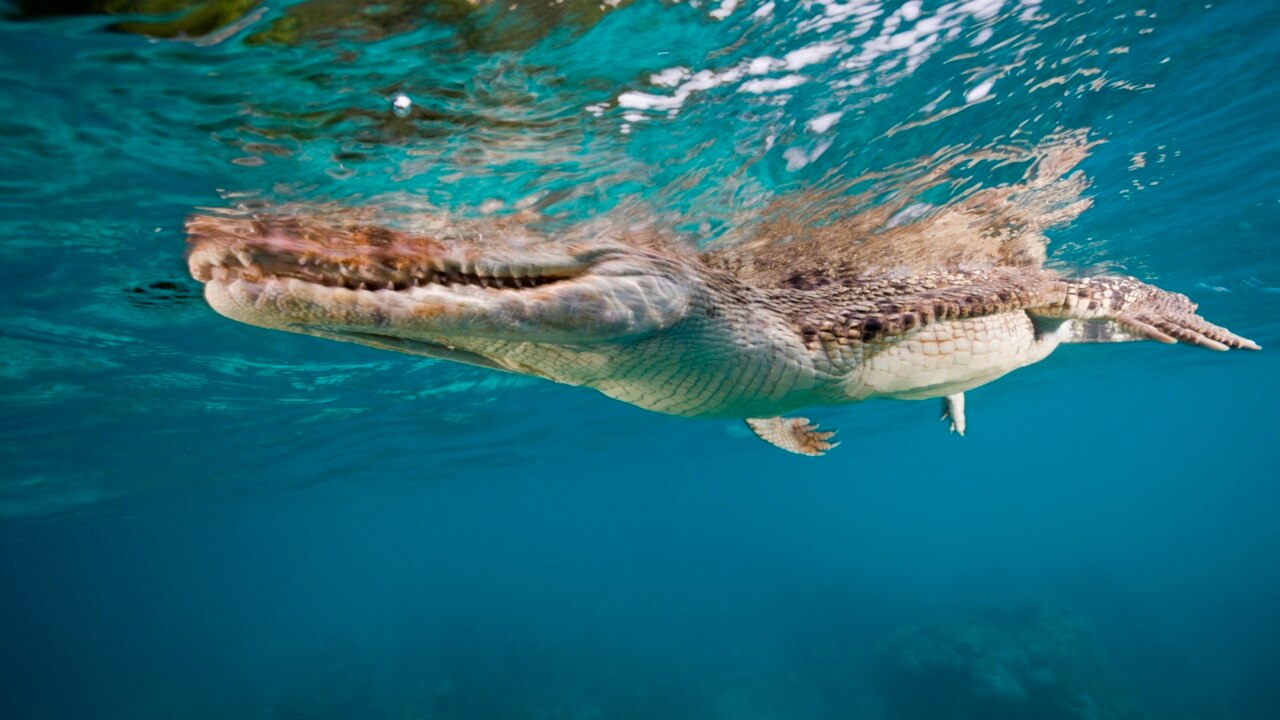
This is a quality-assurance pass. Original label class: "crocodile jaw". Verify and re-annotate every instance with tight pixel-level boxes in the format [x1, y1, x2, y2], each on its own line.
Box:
[186, 215, 691, 373]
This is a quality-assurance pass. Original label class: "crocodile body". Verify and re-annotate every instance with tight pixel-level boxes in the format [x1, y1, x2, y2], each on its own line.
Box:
[185, 205, 1257, 455]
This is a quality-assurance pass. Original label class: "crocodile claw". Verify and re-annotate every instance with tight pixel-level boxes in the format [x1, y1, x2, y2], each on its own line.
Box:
[745, 417, 840, 456]
[1111, 286, 1260, 351]
[1118, 310, 1259, 351]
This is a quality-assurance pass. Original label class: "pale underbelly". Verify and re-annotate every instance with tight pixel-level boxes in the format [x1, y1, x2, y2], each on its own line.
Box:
[583, 312, 1067, 418]
[849, 312, 1062, 401]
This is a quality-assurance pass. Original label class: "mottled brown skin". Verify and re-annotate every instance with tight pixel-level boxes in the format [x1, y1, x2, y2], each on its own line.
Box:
[186, 201, 1258, 456]
[763, 268, 1251, 356]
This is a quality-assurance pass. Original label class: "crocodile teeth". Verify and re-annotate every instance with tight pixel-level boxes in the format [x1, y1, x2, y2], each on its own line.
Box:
[208, 244, 576, 294]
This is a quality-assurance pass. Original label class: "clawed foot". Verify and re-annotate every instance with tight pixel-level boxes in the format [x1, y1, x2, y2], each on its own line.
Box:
[940, 393, 966, 437]
[1118, 291, 1260, 351]
[745, 417, 840, 456]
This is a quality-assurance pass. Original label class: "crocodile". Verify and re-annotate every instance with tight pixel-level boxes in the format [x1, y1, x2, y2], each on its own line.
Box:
[185, 195, 1258, 456]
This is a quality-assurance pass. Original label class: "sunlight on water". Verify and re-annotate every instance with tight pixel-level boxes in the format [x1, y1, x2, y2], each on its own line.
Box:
[0, 1, 1278, 718]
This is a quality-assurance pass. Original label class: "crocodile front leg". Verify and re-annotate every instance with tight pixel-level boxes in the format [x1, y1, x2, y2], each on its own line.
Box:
[745, 417, 839, 456]
[1034, 276, 1260, 351]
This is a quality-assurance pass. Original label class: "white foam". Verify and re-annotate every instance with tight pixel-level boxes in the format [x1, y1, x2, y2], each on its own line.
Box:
[783, 138, 834, 170]
[887, 29, 917, 50]
[783, 147, 809, 171]
[909, 34, 937, 57]
[784, 42, 842, 70]
[650, 67, 690, 87]
[740, 75, 808, 93]
[599, 0, 1041, 132]
[961, 0, 1005, 21]
[710, 0, 739, 21]
[916, 16, 942, 34]
[965, 78, 995, 102]
[803, 0, 881, 34]
[617, 91, 680, 111]
[748, 57, 777, 75]
[806, 111, 844, 133]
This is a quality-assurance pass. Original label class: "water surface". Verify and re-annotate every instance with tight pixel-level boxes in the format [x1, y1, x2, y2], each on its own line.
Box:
[1, 1, 1278, 718]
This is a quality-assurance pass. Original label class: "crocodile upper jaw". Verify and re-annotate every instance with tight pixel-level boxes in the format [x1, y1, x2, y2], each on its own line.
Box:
[185, 214, 693, 361]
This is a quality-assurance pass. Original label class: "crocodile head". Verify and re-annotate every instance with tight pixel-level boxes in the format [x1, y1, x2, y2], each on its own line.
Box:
[185, 211, 696, 380]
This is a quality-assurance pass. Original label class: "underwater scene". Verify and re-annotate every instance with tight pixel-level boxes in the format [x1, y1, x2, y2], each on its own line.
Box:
[1, 0, 1278, 717]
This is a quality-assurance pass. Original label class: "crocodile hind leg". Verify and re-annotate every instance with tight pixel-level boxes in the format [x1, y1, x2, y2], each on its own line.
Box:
[1034, 276, 1261, 351]
[745, 417, 839, 456]
[940, 393, 966, 436]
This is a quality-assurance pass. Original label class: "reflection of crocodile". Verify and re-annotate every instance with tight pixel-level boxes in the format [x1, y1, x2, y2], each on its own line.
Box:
[8, 0, 626, 48]
[186, 201, 1257, 456]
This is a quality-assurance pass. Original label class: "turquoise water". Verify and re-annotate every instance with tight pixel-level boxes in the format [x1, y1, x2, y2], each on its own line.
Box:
[2, 0, 1279, 717]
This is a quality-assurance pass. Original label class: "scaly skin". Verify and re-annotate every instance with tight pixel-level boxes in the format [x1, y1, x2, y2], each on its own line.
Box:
[186, 210, 1258, 455]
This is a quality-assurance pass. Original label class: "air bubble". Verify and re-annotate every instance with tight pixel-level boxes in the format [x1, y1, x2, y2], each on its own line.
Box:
[391, 93, 413, 118]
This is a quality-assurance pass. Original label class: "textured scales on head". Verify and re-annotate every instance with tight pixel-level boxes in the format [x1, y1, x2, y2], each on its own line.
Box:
[187, 132, 1258, 456]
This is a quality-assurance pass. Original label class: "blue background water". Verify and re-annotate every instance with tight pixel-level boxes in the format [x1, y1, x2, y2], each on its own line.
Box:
[1, 0, 1278, 717]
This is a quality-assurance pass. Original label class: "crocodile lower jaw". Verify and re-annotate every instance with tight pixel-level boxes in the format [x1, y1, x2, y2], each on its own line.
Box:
[185, 214, 693, 345]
